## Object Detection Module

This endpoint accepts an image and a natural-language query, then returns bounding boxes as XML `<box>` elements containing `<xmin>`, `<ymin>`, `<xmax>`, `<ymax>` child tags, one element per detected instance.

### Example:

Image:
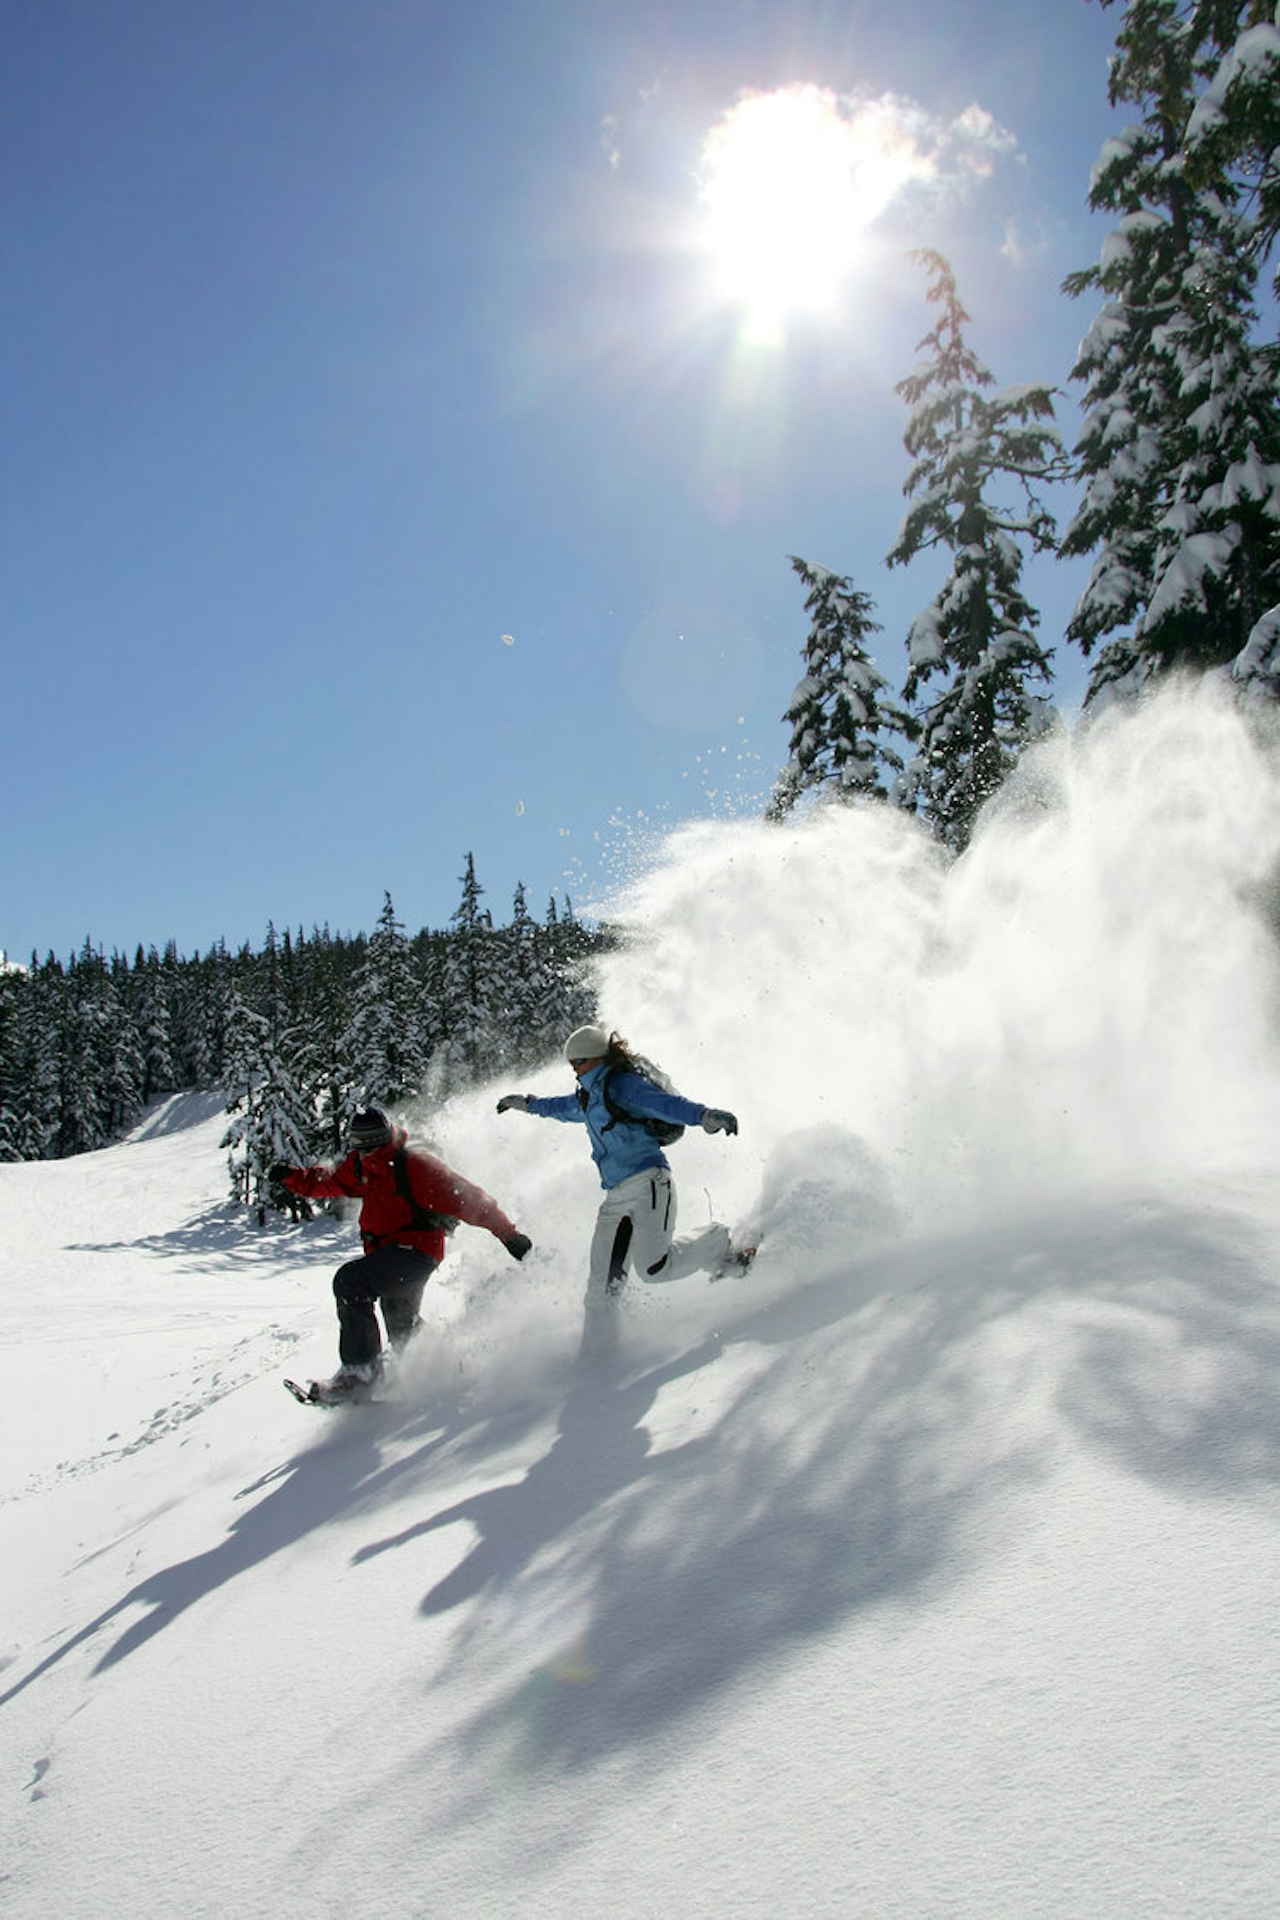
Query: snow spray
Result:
<box><xmin>587</xmin><ymin>677</ymin><xmax>1280</xmax><ymax>1240</ymax></box>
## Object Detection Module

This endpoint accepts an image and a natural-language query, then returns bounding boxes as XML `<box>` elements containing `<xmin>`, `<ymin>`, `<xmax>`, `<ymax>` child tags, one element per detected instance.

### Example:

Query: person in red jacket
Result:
<box><xmin>271</xmin><ymin>1106</ymin><xmax>531</xmax><ymax>1403</ymax></box>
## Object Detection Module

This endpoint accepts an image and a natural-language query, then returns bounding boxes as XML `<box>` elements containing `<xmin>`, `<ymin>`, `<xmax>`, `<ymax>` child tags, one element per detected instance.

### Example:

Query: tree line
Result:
<box><xmin>769</xmin><ymin>0</ymin><xmax>1280</xmax><ymax>850</ymax></box>
<box><xmin>7</xmin><ymin>4</ymin><xmax>1276</xmax><ymax>1169</ymax></box>
<box><xmin>0</xmin><ymin>863</ymin><xmax>600</xmax><ymax>1203</ymax></box>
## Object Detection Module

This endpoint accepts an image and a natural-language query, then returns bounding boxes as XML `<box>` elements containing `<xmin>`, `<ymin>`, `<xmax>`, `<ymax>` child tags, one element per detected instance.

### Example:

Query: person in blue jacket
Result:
<box><xmin>497</xmin><ymin>1024</ymin><xmax>747</xmax><ymax>1359</ymax></box>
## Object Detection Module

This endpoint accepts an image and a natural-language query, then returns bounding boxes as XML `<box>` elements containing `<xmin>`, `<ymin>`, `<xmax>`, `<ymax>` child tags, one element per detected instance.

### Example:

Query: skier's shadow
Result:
<box><xmin>353</xmin><ymin>1337</ymin><xmax>723</xmax><ymax>1614</ymax></box>
<box><xmin>0</xmin><ymin>1417</ymin><xmax>438</xmax><ymax>1707</ymax></box>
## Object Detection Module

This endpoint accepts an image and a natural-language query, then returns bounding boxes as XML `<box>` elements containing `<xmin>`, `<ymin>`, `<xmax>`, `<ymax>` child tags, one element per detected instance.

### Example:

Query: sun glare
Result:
<box><xmin>696</xmin><ymin>84</ymin><xmax>934</xmax><ymax>345</ymax></box>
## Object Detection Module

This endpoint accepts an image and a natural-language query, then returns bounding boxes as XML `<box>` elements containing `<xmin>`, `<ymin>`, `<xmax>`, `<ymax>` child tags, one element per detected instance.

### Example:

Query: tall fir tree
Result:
<box><xmin>441</xmin><ymin>854</ymin><xmax>499</xmax><ymax>1086</ymax></box>
<box><xmin>887</xmin><ymin>251</ymin><xmax>1061</xmax><ymax>851</ymax></box>
<box><xmin>766</xmin><ymin>559</ymin><xmax>907</xmax><ymax>821</ymax></box>
<box><xmin>132</xmin><ymin>945</ymin><xmax>177</xmax><ymax>1106</ymax></box>
<box><xmin>220</xmin><ymin>983</ymin><xmax>273</xmax><ymax>1207</ymax></box>
<box><xmin>1064</xmin><ymin>0</ymin><xmax>1280</xmax><ymax>698</ymax></box>
<box><xmin>1186</xmin><ymin>1</ymin><xmax>1280</xmax><ymax>690</ymax></box>
<box><xmin>495</xmin><ymin>882</ymin><xmax>550</xmax><ymax>1072</ymax></box>
<box><xmin>341</xmin><ymin>893</ymin><xmax>427</xmax><ymax>1110</ymax></box>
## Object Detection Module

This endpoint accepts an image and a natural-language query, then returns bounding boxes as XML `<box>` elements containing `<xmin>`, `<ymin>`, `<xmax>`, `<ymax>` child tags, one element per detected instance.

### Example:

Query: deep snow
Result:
<box><xmin>3</xmin><ymin>681</ymin><xmax>1280</xmax><ymax>1918</ymax></box>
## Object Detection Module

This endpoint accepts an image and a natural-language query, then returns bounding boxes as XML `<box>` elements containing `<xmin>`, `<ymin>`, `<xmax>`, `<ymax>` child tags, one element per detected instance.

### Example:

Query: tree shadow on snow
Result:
<box><xmin>0</xmin><ymin>1385</ymin><xmax>539</xmax><ymax>1707</ymax></box>
<box><xmin>1047</xmin><ymin>1200</ymin><xmax>1280</xmax><ymax>1494</ymax></box>
<box><xmin>370</xmin><ymin>1183</ymin><xmax>1280</xmax><ymax>1847</ymax></box>
<box><xmin>68</xmin><ymin>1206</ymin><xmax>348</xmax><ymax>1272</ymax></box>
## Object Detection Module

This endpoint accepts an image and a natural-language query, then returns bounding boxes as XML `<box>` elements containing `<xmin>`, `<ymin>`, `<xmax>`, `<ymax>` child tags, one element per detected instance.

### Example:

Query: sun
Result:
<box><xmin>695</xmin><ymin>83</ymin><xmax>932</xmax><ymax>345</ymax></box>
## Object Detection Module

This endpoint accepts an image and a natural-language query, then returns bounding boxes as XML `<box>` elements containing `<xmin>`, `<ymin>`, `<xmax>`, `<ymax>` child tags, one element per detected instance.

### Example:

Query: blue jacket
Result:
<box><xmin>527</xmin><ymin>1065</ymin><xmax>708</xmax><ymax>1190</ymax></box>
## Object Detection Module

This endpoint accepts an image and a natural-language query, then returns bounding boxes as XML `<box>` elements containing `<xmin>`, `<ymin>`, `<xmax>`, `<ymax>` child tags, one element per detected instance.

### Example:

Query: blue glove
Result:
<box><xmin>701</xmin><ymin>1109</ymin><xmax>738</xmax><ymax>1136</ymax></box>
<box><xmin>497</xmin><ymin>1095</ymin><xmax>531</xmax><ymax>1114</ymax></box>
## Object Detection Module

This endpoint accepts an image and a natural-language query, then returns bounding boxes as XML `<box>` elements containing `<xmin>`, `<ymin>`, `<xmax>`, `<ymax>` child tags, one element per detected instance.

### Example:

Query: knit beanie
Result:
<box><xmin>564</xmin><ymin>1025</ymin><xmax>609</xmax><ymax>1064</ymax></box>
<box><xmin>349</xmin><ymin>1106</ymin><xmax>393</xmax><ymax>1152</ymax></box>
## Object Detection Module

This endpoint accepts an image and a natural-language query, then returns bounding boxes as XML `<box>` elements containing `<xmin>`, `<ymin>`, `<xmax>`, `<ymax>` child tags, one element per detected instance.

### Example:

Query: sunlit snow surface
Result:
<box><xmin>3</xmin><ymin>680</ymin><xmax>1280</xmax><ymax>1918</ymax></box>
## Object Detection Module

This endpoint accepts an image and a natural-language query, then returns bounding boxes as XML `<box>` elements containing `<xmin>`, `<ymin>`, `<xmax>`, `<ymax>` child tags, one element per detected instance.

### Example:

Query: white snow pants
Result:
<box><xmin>579</xmin><ymin>1166</ymin><xmax>730</xmax><ymax>1359</ymax></box>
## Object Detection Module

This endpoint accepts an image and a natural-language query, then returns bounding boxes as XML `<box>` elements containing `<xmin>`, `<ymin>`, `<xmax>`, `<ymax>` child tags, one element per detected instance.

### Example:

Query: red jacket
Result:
<box><xmin>284</xmin><ymin>1128</ymin><xmax>518</xmax><ymax>1263</ymax></box>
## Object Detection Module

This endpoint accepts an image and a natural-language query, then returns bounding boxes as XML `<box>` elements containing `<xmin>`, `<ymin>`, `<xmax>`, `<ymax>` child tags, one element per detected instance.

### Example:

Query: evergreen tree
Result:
<box><xmin>493</xmin><ymin>882</ymin><xmax>549</xmax><ymax>1072</ymax></box>
<box><xmin>55</xmin><ymin>941</ymin><xmax>143</xmax><ymax>1155</ymax></box>
<box><xmin>341</xmin><ymin>893</ymin><xmax>427</xmax><ymax>1109</ymax></box>
<box><xmin>295</xmin><ymin>925</ymin><xmax>358</xmax><ymax>1156</ymax></box>
<box><xmin>1186</xmin><ymin>2</ymin><xmax>1280</xmax><ymax>690</ymax></box>
<box><xmin>767</xmin><ymin>558</ymin><xmax>906</xmax><ymax>820</ymax></box>
<box><xmin>2</xmin><ymin>882</ymin><xmax>609</xmax><ymax>1160</ymax></box>
<box><xmin>240</xmin><ymin>1027</ymin><xmax>316</xmax><ymax>1223</ymax></box>
<box><xmin>1186</xmin><ymin>1</ymin><xmax>1280</xmax><ymax>289</ymax></box>
<box><xmin>0</xmin><ymin>965</ymin><xmax>35</xmax><ymax>1161</ymax></box>
<box><xmin>23</xmin><ymin>958</ymin><xmax>65</xmax><ymax>1160</ymax></box>
<box><xmin>441</xmin><ymin>855</ymin><xmax>499</xmax><ymax>1086</ymax></box>
<box><xmin>220</xmin><ymin>983</ymin><xmax>273</xmax><ymax>1208</ymax></box>
<box><xmin>132</xmin><ymin>945</ymin><xmax>177</xmax><ymax>1106</ymax></box>
<box><xmin>888</xmin><ymin>251</ymin><xmax>1061</xmax><ymax>850</ymax></box>
<box><xmin>1064</xmin><ymin>0</ymin><xmax>1280</xmax><ymax>698</ymax></box>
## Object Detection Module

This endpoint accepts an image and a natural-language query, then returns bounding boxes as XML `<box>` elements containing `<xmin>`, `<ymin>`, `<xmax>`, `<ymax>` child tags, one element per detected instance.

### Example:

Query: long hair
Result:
<box><xmin>604</xmin><ymin>1030</ymin><xmax>639</xmax><ymax>1072</ymax></box>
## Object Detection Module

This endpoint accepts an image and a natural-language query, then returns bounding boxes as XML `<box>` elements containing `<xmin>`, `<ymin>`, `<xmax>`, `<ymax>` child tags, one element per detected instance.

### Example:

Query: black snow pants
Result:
<box><xmin>333</xmin><ymin>1244</ymin><xmax>439</xmax><ymax>1367</ymax></box>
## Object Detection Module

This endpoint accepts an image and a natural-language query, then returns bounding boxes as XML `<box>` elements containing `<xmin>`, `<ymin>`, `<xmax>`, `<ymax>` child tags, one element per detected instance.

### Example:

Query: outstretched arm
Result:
<box><xmin>606</xmin><ymin>1071</ymin><xmax>739</xmax><ymax>1135</ymax></box>
<box><xmin>271</xmin><ymin>1154</ymin><xmax>362</xmax><ymax>1199</ymax></box>
<box><xmin>496</xmin><ymin>1092</ymin><xmax>585</xmax><ymax>1123</ymax></box>
<box><xmin>409</xmin><ymin>1152</ymin><xmax>531</xmax><ymax>1260</ymax></box>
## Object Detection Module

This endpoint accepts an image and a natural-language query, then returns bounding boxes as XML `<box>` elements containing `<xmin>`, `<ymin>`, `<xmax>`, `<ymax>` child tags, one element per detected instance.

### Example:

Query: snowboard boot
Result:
<box><xmin>710</xmin><ymin>1243</ymin><xmax>758</xmax><ymax>1282</ymax></box>
<box><xmin>312</xmin><ymin>1361</ymin><xmax>381</xmax><ymax>1406</ymax></box>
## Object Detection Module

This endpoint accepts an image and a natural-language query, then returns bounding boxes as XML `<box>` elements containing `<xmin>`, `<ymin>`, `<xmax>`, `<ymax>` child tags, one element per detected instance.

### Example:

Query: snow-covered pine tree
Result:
<box><xmin>530</xmin><ymin>897</ymin><xmax>573</xmax><ymax>1063</ymax></box>
<box><xmin>169</xmin><ymin>940</ymin><xmax>221</xmax><ymax>1089</ymax></box>
<box><xmin>103</xmin><ymin>951</ymin><xmax>146</xmax><ymax>1140</ymax></box>
<box><xmin>0</xmin><ymin>963</ymin><xmax>40</xmax><ymax>1162</ymax></box>
<box><xmin>240</xmin><ymin>1029</ymin><xmax>316</xmax><ymax>1223</ymax></box>
<box><xmin>293</xmin><ymin>925</ymin><xmax>358</xmax><ymax>1156</ymax></box>
<box><xmin>766</xmin><ymin>559</ymin><xmax>907</xmax><ymax>821</ymax></box>
<box><xmin>493</xmin><ymin>882</ymin><xmax>550</xmax><ymax>1072</ymax></box>
<box><xmin>1064</xmin><ymin>0</ymin><xmax>1280</xmax><ymax>699</ymax></box>
<box><xmin>55</xmin><ymin>941</ymin><xmax>143</xmax><ymax>1155</ymax></box>
<box><xmin>341</xmin><ymin>892</ymin><xmax>428</xmax><ymax>1110</ymax></box>
<box><xmin>1185</xmin><ymin>2</ymin><xmax>1280</xmax><ymax>692</ymax></box>
<box><xmin>887</xmin><ymin>250</ymin><xmax>1061</xmax><ymax>851</ymax></box>
<box><xmin>440</xmin><ymin>855</ymin><xmax>500</xmax><ymax>1087</ymax></box>
<box><xmin>131</xmin><ymin>945</ymin><xmax>177</xmax><ymax>1107</ymax></box>
<box><xmin>1185</xmin><ymin>0</ymin><xmax>1280</xmax><ymax>289</ymax></box>
<box><xmin>21</xmin><ymin>957</ymin><xmax>63</xmax><ymax>1160</ymax></box>
<box><xmin>220</xmin><ymin>983</ymin><xmax>272</xmax><ymax>1207</ymax></box>
<box><xmin>546</xmin><ymin>896</ymin><xmax>596</xmax><ymax>1042</ymax></box>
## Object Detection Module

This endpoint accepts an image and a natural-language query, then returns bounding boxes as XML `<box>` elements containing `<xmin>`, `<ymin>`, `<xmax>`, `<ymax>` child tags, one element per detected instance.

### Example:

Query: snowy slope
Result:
<box><xmin>4</xmin><ymin>681</ymin><xmax>1280</xmax><ymax>1919</ymax></box>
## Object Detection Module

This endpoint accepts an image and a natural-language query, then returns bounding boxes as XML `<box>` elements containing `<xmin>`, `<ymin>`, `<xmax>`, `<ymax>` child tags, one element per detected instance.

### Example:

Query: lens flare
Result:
<box><xmin>696</xmin><ymin>84</ymin><xmax>935</xmax><ymax>344</ymax></box>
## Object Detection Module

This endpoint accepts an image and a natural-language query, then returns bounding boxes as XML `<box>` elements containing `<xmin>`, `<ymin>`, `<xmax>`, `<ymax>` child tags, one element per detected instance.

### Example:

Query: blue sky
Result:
<box><xmin>3</xmin><ymin>0</ymin><xmax>1124</xmax><ymax>963</ymax></box>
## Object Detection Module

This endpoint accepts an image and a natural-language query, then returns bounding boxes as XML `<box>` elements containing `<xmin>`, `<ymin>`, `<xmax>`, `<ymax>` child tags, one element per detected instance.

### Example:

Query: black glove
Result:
<box><xmin>268</xmin><ymin>1162</ymin><xmax>293</xmax><ymax>1187</ymax></box>
<box><xmin>701</xmin><ymin>1109</ymin><xmax>739</xmax><ymax>1136</ymax></box>
<box><xmin>496</xmin><ymin>1094</ymin><xmax>531</xmax><ymax>1114</ymax></box>
<box><xmin>504</xmin><ymin>1231</ymin><xmax>533</xmax><ymax>1261</ymax></box>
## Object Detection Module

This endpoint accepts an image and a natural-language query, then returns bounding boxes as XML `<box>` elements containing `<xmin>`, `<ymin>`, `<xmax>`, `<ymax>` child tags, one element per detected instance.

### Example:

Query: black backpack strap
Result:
<box><xmin>578</xmin><ymin>1072</ymin><xmax>628</xmax><ymax>1130</ymax></box>
<box><xmin>392</xmin><ymin>1147</ymin><xmax>457</xmax><ymax>1235</ymax></box>
<box><xmin>598</xmin><ymin>1067</ymin><xmax>626</xmax><ymax>1132</ymax></box>
<box><xmin>582</xmin><ymin>1067</ymin><xmax>679</xmax><ymax>1144</ymax></box>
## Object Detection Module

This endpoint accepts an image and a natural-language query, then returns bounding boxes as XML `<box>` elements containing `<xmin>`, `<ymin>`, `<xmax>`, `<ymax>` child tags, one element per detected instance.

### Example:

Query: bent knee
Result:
<box><xmin>333</xmin><ymin>1259</ymin><xmax>369</xmax><ymax>1299</ymax></box>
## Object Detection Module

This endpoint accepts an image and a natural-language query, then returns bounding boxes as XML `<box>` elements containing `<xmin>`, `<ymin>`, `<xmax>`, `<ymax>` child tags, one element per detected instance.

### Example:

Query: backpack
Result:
<box><xmin>578</xmin><ymin>1058</ymin><xmax>686</xmax><ymax>1147</ymax></box>
<box><xmin>391</xmin><ymin>1146</ymin><xmax>458</xmax><ymax>1236</ymax></box>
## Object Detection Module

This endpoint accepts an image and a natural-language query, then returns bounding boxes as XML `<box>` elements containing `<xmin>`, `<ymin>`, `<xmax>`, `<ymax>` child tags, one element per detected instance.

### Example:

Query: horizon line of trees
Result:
<box><xmin>769</xmin><ymin>0</ymin><xmax>1280</xmax><ymax>851</ymax></box>
<box><xmin>0</xmin><ymin>861</ymin><xmax>603</xmax><ymax>1200</ymax></box>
